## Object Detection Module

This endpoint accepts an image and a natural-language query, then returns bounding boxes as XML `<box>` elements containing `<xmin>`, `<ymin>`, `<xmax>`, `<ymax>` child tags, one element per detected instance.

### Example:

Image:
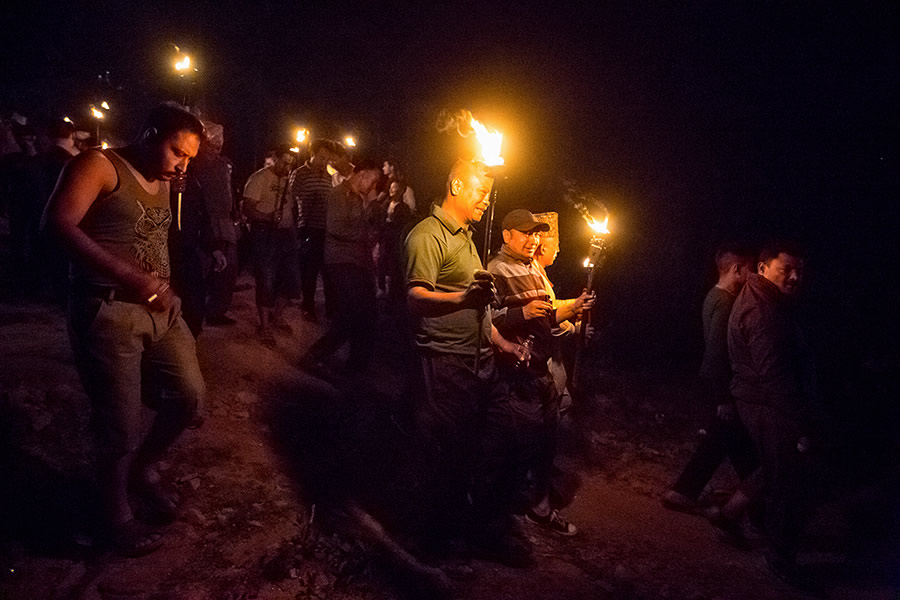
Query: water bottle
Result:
<box><xmin>515</xmin><ymin>334</ymin><xmax>536</xmax><ymax>369</ymax></box>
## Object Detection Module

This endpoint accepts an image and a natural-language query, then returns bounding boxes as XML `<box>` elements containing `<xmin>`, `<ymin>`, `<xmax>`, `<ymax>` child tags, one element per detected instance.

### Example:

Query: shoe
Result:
<box><xmin>271</xmin><ymin>317</ymin><xmax>293</xmax><ymax>335</ymax></box>
<box><xmin>706</xmin><ymin>506</ymin><xmax>751</xmax><ymax>551</ymax></box>
<box><xmin>257</xmin><ymin>327</ymin><xmax>277</xmax><ymax>348</ymax></box>
<box><xmin>206</xmin><ymin>314</ymin><xmax>237</xmax><ymax>326</ymax></box>
<box><xmin>526</xmin><ymin>508</ymin><xmax>578</xmax><ymax>536</ymax></box>
<box><xmin>661</xmin><ymin>490</ymin><xmax>698</xmax><ymax>514</ymax></box>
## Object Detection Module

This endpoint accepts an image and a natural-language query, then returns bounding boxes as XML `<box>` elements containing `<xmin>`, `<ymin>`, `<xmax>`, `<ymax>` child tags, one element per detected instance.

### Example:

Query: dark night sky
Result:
<box><xmin>3</xmin><ymin>1</ymin><xmax>899</xmax><ymax>365</ymax></box>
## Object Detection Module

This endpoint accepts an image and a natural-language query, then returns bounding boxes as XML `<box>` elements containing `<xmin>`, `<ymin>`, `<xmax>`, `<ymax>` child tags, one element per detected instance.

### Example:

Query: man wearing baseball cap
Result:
<box><xmin>488</xmin><ymin>209</ymin><xmax>592</xmax><ymax>537</ymax></box>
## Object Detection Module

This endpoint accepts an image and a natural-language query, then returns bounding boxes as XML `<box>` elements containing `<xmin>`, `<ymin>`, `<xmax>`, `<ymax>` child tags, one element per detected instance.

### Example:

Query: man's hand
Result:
<box><xmin>138</xmin><ymin>274</ymin><xmax>178</xmax><ymax>313</ymax></box>
<box><xmin>492</xmin><ymin>331</ymin><xmax>531</xmax><ymax>365</ymax></box>
<box><xmin>558</xmin><ymin>289</ymin><xmax>596</xmax><ymax>323</ymax></box>
<box><xmin>716</xmin><ymin>404</ymin><xmax>736</xmax><ymax>422</ymax></box>
<box><xmin>212</xmin><ymin>249</ymin><xmax>227</xmax><ymax>273</ymax></box>
<box><xmin>461</xmin><ymin>278</ymin><xmax>495</xmax><ymax>309</ymax></box>
<box><xmin>523</xmin><ymin>299</ymin><xmax>553</xmax><ymax>320</ymax></box>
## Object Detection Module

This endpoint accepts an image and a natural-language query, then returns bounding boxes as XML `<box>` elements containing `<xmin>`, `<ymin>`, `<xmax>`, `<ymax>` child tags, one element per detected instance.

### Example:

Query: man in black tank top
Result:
<box><xmin>43</xmin><ymin>103</ymin><xmax>206</xmax><ymax>557</ymax></box>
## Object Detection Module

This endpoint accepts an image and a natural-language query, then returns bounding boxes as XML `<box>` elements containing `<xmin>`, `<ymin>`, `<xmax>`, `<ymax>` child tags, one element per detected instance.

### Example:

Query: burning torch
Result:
<box><xmin>469</xmin><ymin>114</ymin><xmax>505</xmax><ymax>374</ymax></box>
<box><xmin>563</xmin><ymin>187</ymin><xmax>611</xmax><ymax>395</ymax></box>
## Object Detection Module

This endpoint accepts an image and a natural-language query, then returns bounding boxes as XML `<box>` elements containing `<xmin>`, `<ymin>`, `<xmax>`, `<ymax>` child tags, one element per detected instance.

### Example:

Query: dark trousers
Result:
<box><xmin>502</xmin><ymin>367</ymin><xmax>560</xmax><ymax>504</ymax></box>
<box><xmin>671</xmin><ymin>412</ymin><xmax>760</xmax><ymax>500</ymax></box>
<box><xmin>737</xmin><ymin>401</ymin><xmax>813</xmax><ymax>563</ymax></box>
<box><xmin>298</xmin><ymin>227</ymin><xmax>328</xmax><ymax>313</ymax></box>
<box><xmin>206</xmin><ymin>242</ymin><xmax>238</xmax><ymax>318</ymax></box>
<box><xmin>251</xmin><ymin>227</ymin><xmax>299</xmax><ymax>308</ymax></box>
<box><xmin>417</xmin><ymin>352</ymin><xmax>524</xmax><ymax>542</ymax></box>
<box><xmin>308</xmin><ymin>263</ymin><xmax>376</xmax><ymax>370</ymax></box>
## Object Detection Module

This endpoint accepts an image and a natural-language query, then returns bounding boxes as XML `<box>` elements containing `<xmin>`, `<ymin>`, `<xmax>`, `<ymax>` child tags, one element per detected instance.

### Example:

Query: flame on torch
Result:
<box><xmin>436</xmin><ymin>109</ymin><xmax>505</xmax><ymax>167</ymax></box>
<box><xmin>100</xmin><ymin>101</ymin><xmax>110</xmax><ymax>110</ymax></box>
<box><xmin>174</xmin><ymin>50</ymin><xmax>191</xmax><ymax>72</ymax></box>
<box><xmin>295</xmin><ymin>128</ymin><xmax>309</xmax><ymax>144</ymax></box>
<box><xmin>470</xmin><ymin>116</ymin><xmax>504</xmax><ymax>167</ymax></box>
<box><xmin>90</xmin><ymin>106</ymin><xmax>104</xmax><ymax>120</ymax></box>
<box><xmin>63</xmin><ymin>116</ymin><xmax>73</xmax><ymax>124</ymax></box>
<box><xmin>587</xmin><ymin>214</ymin><xmax>610</xmax><ymax>235</ymax></box>
<box><xmin>344</xmin><ymin>136</ymin><xmax>357</xmax><ymax>147</ymax></box>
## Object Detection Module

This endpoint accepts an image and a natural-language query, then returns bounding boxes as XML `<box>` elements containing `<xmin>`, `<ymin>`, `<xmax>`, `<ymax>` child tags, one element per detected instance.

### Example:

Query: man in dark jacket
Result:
<box><xmin>728</xmin><ymin>242</ymin><xmax>818</xmax><ymax>583</ymax></box>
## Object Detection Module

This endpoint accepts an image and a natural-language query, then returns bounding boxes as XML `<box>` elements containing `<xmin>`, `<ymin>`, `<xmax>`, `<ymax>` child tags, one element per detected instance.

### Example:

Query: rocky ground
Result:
<box><xmin>1</xmin><ymin>275</ymin><xmax>897</xmax><ymax>600</ymax></box>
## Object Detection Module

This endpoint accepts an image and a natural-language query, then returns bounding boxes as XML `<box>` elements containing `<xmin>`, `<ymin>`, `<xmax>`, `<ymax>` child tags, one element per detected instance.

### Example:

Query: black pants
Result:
<box><xmin>671</xmin><ymin>411</ymin><xmax>760</xmax><ymax>500</ymax></box>
<box><xmin>298</xmin><ymin>227</ymin><xmax>333</xmax><ymax>314</ymax></box>
<box><xmin>308</xmin><ymin>263</ymin><xmax>376</xmax><ymax>370</ymax></box>
<box><xmin>417</xmin><ymin>352</ymin><xmax>525</xmax><ymax>543</ymax></box>
<box><xmin>737</xmin><ymin>401</ymin><xmax>814</xmax><ymax>563</ymax></box>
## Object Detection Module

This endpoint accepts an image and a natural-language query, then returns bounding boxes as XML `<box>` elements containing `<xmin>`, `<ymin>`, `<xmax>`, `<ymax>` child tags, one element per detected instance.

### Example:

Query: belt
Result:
<box><xmin>73</xmin><ymin>284</ymin><xmax>147</xmax><ymax>304</ymax></box>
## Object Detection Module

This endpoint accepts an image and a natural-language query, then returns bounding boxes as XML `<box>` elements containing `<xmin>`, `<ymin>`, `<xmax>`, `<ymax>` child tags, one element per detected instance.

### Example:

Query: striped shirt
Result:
<box><xmin>488</xmin><ymin>244</ymin><xmax>557</xmax><ymax>368</ymax></box>
<box><xmin>289</xmin><ymin>162</ymin><xmax>333</xmax><ymax>230</ymax></box>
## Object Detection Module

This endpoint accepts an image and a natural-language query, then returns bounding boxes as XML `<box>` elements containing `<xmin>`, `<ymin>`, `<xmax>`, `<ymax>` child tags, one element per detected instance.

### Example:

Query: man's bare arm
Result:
<box><xmin>43</xmin><ymin>151</ymin><xmax>171</xmax><ymax>304</ymax></box>
<box><xmin>407</xmin><ymin>280</ymin><xmax>493</xmax><ymax>318</ymax></box>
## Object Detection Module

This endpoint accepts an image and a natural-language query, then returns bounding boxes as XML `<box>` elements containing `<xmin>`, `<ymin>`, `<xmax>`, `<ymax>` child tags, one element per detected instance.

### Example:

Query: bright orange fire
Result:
<box><xmin>175</xmin><ymin>55</ymin><xmax>191</xmax><ymax>72</ymax></box>
<box><xmin>587</xmin><ymin>214</ymin><xmax>610</xmax><ymax>235</ymax></box>
<box><xmin>470</xmin><ymin>116</ymin><xmax>504</xmax><ymax>167</ymax></box>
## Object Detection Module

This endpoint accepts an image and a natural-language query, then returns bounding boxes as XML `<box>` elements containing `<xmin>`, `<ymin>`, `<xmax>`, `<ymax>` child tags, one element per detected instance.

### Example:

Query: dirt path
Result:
<box><xmin>1</xmin><ymin>277</ymin><xmax>896</xmax><ymax>599</ymax></box>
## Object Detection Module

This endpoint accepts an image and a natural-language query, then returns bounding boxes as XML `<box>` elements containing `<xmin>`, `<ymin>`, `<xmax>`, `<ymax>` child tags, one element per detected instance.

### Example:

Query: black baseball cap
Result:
<box><xmin>501</xmin><ymin>209</ymin><xmax>551</xmax><ymax>233</ymax></box>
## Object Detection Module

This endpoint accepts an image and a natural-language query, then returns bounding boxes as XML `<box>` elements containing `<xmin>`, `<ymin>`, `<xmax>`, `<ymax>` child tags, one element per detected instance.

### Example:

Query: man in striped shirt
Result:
<box><xmin>289</xmin><ymin>138</ymin><xmax>336</xmax><ymax>320</ymax></box>
<box><xmin>488</xmin><ymin>209</ymin><xmax>592</xmax><ymax>537</ymax></box>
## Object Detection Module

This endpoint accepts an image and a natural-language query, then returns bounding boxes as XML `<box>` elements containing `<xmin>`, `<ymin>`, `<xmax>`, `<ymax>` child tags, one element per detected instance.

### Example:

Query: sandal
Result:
<box><xmin>112</xmin><ymin>519</ymin><xmax>164</xmax><ymax>557</ymax></box>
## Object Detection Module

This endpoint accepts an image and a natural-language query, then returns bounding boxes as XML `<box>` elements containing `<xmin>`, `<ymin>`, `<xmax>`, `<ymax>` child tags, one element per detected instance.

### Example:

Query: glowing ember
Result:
<box><xmin>344</xmin><ymin>136</ymin><xmax>357</xmax><ymax>147</ymax></box>
<box><xmin>91</xmin><ymin>106</ymin><xmax>104</xmax><ymax>120</ymax></box>
<box><xmin>63</xmin><ymin>116</ymin><xmax>73</xmax><ymax>123</ymax></box>
<box><xmin>295</xmin><ymin>128</ymin><xmax>309</xmax><ymax>143</ymax></box>
<box><xmin>100</xmin><ymin>141</ymin><xmax>109</xmax><ymax>149</ymax></box>
<box><xmin>470</xmin><ymin>116</ymin><xmax>504</xmax><ymax>166</ymax></box>
<box><xmin>100</xmin><ymin>101</ymin><xmax>110</xmax><ymax>110</ymax></box>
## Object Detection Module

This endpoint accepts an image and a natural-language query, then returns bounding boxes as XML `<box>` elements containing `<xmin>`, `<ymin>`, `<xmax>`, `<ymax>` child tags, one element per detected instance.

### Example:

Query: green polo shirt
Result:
<box><xmin>404</xmin><ymin>204</ymin><xmax>492</xmax><ymax>355</ymax></box>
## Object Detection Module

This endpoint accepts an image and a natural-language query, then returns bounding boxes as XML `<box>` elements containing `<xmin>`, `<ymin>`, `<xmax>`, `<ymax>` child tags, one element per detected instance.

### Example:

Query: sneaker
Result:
<box><xmin>526</xmin><ymin>508</ymin><xmax>578</xmax><ymax>536</ymax></box>
<box><xmin>661</xmin><ymin>490</ymin><xmax>698</xmax><ymax>514</ymax></box>
<box><xmin>257</xmin><ymin>327</ymin><xmax>277</xmax><ymax>348</ymax></box>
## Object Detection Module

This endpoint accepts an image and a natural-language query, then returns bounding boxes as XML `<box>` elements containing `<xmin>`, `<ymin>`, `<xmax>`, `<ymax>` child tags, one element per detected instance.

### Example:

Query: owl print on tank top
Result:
<box><xmin>131</xmin><ymin>198</ymin><xmax>172</xmax><ymax>279</ymax></box>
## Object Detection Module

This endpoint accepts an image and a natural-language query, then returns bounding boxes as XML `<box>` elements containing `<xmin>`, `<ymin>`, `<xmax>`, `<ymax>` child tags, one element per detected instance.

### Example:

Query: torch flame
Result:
<box><xmin>470</xmin><ymin>116</ymin><xmax>504</xmax><ymax>166</ymax></box>
<box><xmin>295</xmin><ymin>128</ymin><xmax>308</xmax><ymax>143</ymax></box>
<box><xmin>583</xmin><ymin>258</ymin><xmax>591</xmax><ymax>268</ymax></box>
<box><xmin>175</xmin><ymin>55</ymin><xmax>191</xmax><ymax>72</ymax></box>
<box><xmin>100</xmin><ymin>101</ymin><xmax>110</xmax><ymax>110</ymax></box>
<box><xmin>587</xmin><ymin>214</ymin><xmax>610</xmax><ymax>235</ymax></box>
<box><xmin>91</xmin><ymin>106</ymin><xmax>104</xmax><ymax>120</ymax></box>
<box><xmin>100</xmin><ymin>141</ymin><xmax>109</xmax><ymax>149</ymax></box>
<box><xmin>344</xmin><ymin>136</ymin><xmax>357</xmax><ymax>147</ymax></box>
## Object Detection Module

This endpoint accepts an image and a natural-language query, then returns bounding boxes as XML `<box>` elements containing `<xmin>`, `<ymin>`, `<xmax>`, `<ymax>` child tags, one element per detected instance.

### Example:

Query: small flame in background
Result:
<box><xmin>100</xmin><ymin>101</ymin><xmax>110</xmax><ymax>110</ymax></box>
<box><xmin>90</xmin><ymin>106</ymin><xmax>104</xmax><ymax>120</ymax></box>
<box><xmin>436</xmin><ymin>109</ymin><xmax>504</xmax><ymax>166</ymax></box>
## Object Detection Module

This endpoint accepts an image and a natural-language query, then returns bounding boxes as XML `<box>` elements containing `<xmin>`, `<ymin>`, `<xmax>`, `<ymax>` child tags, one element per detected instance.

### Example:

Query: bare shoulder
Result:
<box><xmin>63</xmin><ymin>149</ymin><xmax>118</xmax><ymax>191</ymax></box>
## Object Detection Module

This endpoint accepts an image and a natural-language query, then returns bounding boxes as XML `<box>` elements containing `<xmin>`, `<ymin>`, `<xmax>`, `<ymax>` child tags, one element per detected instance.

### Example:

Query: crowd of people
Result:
<box><xmin>1</xmin><ymin>103</ymin><xmax>825</xmax><ymax>591</ymax></box>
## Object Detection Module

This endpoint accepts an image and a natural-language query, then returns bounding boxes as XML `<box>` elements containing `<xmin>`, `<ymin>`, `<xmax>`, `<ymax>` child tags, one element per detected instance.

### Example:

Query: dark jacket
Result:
<box><xmin>727</xmin><ymin>273</ymin><xmax>815</xmax><ymax>420</ymax></box>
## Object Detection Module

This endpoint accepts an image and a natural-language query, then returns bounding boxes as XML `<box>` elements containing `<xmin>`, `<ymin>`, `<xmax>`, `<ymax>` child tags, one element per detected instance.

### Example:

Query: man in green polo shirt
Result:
<box><xmin>404</xmin><ymin>159</ymin><xmax>532</xmax><ymax>567</ymax></box>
